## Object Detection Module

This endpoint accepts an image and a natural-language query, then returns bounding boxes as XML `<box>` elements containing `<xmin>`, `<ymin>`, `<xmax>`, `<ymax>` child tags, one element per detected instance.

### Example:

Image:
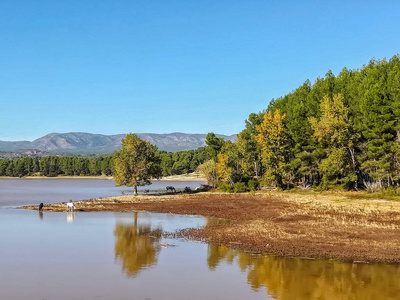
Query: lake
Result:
<box><xmin>0</xmin><ymin>179</ymin><xmax>399</xmax><ymax>299</ymax></box>
<box><xmin>0</xmin><ymin>178</ymin><xmax>205</xmax><ymax>207</ymax></box>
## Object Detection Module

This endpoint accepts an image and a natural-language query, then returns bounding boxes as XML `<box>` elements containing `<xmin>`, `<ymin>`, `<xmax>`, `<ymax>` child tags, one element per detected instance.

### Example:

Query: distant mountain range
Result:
<box><xmin>0</xmin><ymin>132</ymin><xmax>237</xmax><ymax>155</ymax></box>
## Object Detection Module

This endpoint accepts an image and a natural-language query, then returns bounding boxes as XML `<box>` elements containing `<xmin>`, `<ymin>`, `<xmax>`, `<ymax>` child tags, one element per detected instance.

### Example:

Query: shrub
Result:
<box><xmin>218</xmin><ymin>183</ymin><xmax>233</xmax><ymax>192</ymax></box>
<box><xmin>382</xmin><ymin>186</ymin><xmax>400</xmax><ymax>196</ymax></box>
<box><xmin>233</xmin><ymin>182</ymin><xmax>247</xmax><ymax>193</ymax></box>
<box><xmin>247</xmin><ymin>179</ymin><xmax>259</xmax><ymax>191</ymax></box>
<box><xmin>259</xmin><ymin>170</ymin><xmax>276</xmax><ymax>186</ymax></box>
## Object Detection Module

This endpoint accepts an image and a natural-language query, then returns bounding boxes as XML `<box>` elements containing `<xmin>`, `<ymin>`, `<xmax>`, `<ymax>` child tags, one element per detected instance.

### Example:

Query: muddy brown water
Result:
<box><xmin>0</xmin><ymin>179</ymin><xmax>399</xmax><ymax>299</ymax></box>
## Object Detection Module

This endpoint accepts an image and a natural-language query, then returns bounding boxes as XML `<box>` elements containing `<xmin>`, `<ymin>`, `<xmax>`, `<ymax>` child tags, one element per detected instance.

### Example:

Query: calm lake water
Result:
<box><xmin>0</xmin><ymin>178</ymin><xmax>205</xmax><ymax>207</ymax></box>
<box><xmin>0</xmin><ymin>179</ymin><xmax>399</xmax><ymax>299</ymax></box>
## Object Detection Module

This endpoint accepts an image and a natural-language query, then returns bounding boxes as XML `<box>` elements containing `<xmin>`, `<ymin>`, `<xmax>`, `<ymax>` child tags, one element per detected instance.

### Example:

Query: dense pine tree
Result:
<box><xmin>198</xmin><ymin>54</ymin><xmax>400</xmax><ymax>190</ymax></box>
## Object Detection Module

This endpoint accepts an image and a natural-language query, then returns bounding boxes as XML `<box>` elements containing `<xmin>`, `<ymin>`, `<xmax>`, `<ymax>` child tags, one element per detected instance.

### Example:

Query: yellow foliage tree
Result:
<box><xmin>255</xmin><ymin>109</ymin><xmax>287</xmax><ymax>186</ymax></box>
<box><xmin>216</xmin><ymin>152</ymin><xmax>233</xmax><ymax>185</ymax></box>
<box><xmin>309</xmin><ymin>94</ymin><xmax>350</xmax><ymax>147</ymax></box>
<box><xmin>309</xmin><ymin>94</ymin><xmax>359</xmax><ymax>188</ymax></box>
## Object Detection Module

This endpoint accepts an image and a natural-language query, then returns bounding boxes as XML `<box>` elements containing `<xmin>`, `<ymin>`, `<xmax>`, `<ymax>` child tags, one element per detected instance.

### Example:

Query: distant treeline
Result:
<box><xmin>0</xmin><ymin>148</ymin><xmax>206</xmax><ymax>178</ymax></box>
<box><xmin>0</xmin><ymin>156</ymin><xmax>114</xmax><ymax>177</ymax></box>
<box><xmin>198</xmin><ymin>55</ymin><xmax>400</xmax><ymax>191</ymax></box>
<box><xmin>158</xmin><ymin>147</ymin><xmax>206</xmax><ymax>176</ymax></box>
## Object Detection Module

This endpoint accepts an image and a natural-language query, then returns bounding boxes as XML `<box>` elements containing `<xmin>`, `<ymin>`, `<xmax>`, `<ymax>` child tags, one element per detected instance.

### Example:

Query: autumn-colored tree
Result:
<box><xmin>216</xmin><ymin>152</ymin><xmax>233</xmax><ymax>185</ymax></box>
<box><xmin>197</xmin><ymin>159</ymin><xmax>218</xmax><ymax>187</ymax></box>
<box><xmin>255</xmin><ymin>109</ymin><xmax>288</xmax><ymax>186</ymax></box>
<box><xmin>113</xmin><ymin>134</ymin><xmax>161</xmax><ymax>195</ymax></box>
<box><xmin>309</xmin><ymin>94</ymin><xmax>359</xmax><ymax>188</ymax></box>
<box><xmin>309</xmin><ymin>94</ymin><xmax>351</xmax><ymax>147</ymax></box>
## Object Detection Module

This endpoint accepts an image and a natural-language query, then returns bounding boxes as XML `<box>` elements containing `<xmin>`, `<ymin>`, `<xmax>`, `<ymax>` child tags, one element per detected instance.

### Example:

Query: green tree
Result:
<box><xmin>0</xmin><ymin>159</ymin><xmax>10</xmax><ymax>176</ymax></box>
<box><xmin>240</xmin><ymin>113</ymin><xmax>264</xmax><ymax>178</ymax></box>
<box><xmin>101</xmin><ymin>156</ymin><xmax>114</xmax><ymax>176</ymax></box>
<box><xmin>358</xmin><ymin>59</ymin><xmax>400</xmax><ymax>186</ymax></box>
<box><xmin>88</xmin><ymin>157</ymin><xmax>102</xmax><ymax>175</ymax></box>
<box><xmin>14</xmin><ymin>159</ymin><xmax>26</xmax><ymax>177</ymax></box>
<box><xmin>113</xmin><ymin>134</ymin><xmax>162</xmax><ymax>195</ymax></box>
<box><xmin>59</xmin><ymin>157</ymin><xmax>74</xmax><ymax>175</ymax></box>
<box><xmin>205</xmin><ymin>132</ymin><xmax>225</xmax><ymax>161</ymax></box>
<box><xmin>6</xmin><ymin>161</ymin><xmax>15</xmax><ymax>177</ymax></box>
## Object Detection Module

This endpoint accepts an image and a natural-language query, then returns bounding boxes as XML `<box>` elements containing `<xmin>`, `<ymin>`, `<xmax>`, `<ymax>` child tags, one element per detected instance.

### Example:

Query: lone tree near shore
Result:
<box><xmin>113</xmin><ymin>134</ymin><xmax>161</xmax><ymax>196</ymax></box>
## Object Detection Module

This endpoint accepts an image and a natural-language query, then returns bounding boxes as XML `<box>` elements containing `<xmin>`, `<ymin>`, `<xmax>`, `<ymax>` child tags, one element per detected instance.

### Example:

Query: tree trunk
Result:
<box><xmin>348</xmin><ymin>147</ymin><xmax>358</xmax><ymax>190</ymax></box>
<box><xmin>254</xmin><ymin>161</ymin><xmax>258</xmax><ymax>178</ymax></box>
<box><xmin>134</xmin><ymin>185</ymin><xmax>138</xmax><ymax>196</ymax></box>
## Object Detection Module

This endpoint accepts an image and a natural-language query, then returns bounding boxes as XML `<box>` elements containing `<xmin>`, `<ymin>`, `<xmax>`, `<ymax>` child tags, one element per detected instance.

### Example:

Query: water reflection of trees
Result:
<box><xmin>207</xmin><ymin>244</ymin><xmax>400</xmax><ymax>300</ymax></box>
<box><xmin>114</xmin><ymin>212</ymin><xmax>161</xmax><ymax>277</ymax></box>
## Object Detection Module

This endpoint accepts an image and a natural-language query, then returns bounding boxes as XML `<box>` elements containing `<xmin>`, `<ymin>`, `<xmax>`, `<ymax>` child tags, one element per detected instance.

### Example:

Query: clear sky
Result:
<box><xmin>1</xmin><ymin>0</ymin><xmax>399</xmax><ymax>141</ymax></box>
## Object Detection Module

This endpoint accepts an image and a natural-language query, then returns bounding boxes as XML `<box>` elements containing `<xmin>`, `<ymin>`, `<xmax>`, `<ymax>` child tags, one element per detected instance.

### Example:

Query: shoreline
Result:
<box><xmin>0</xmin><ymin>173</ymin><xmax>206</xmax><ymax>181</ymax></box>
<box><xmin>0</xmin><ymin>175</ymin><xmax>113</xmax><ymax>180</ymax></box>
<box><xmin>22</xmin><ymin>190</ymin><xmax>400</xmax><ymax>264</ymax></box>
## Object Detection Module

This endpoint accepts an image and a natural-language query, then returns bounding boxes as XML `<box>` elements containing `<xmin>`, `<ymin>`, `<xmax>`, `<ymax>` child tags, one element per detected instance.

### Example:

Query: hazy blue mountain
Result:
<box><xmin>0</xmin><ymin>132</ymin><xmax>237</xmax><ymax>154</ymax></box>
<box><xmin>0</xmin><ymin>140</ymin><xmax>31</xmax><ymax>152</ymax></box>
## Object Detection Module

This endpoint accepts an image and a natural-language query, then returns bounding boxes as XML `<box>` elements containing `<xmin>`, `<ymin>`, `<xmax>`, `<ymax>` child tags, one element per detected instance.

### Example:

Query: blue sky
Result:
<box><xmin>1</xmin><ymin>0</ymin><xmax>399</xmax><ymax>141</ymax></box>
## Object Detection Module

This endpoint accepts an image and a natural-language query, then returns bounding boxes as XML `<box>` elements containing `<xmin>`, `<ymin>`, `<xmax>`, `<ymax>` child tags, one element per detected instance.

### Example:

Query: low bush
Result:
<box><xmin>233</xmin><ymin>182</ymin><xmax>247</xmax><ymax>193</ymax></box>
<box><xmin>218</xmin><ymin>183</ymin><xmax>233</xmax><ymax>192</ymax></box>
<box><xmin>382</xmin><ymin>186</ymin><xmax>400</xmax><ymax>196</ymax></box>
<box><xmin>247</xmin><ymin>179</ymin><xmax>259</xmax><ymax>191</ymax></box>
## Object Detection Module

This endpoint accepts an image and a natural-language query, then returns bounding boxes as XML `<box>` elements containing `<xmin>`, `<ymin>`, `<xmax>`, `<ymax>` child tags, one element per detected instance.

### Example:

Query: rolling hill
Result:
<box><xmin>0</xmin><ymin>132</ymin><xmax>237</xmax><ymax>154</ymax></box>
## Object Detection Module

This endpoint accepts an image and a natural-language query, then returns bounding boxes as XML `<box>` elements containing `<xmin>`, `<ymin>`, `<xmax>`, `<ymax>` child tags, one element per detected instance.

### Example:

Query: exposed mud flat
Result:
<box><xmin>23</xmin><ymin>191</ymin><xmax>400</xmax><ymax>263</ymax></box>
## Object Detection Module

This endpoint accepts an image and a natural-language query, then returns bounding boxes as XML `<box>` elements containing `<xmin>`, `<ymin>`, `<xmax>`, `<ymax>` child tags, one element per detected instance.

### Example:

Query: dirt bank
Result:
<box><xmin>22</xmin><ymin>191</ymin><xmax>400</xmax><ymax>264</ymax></box>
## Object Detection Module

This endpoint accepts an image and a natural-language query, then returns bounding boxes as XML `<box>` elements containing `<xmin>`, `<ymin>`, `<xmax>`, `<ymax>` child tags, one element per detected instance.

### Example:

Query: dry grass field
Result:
<box><xmin>23</xmin><ymin>190</ymin><xmax>400</xmax><ymax>263</ymax></box>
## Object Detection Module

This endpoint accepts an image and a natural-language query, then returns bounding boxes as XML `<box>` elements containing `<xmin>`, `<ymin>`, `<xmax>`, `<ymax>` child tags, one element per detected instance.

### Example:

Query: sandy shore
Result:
<box><xmin>22</xmin><ymin>190</ymin><xmax>400</xmax><ymax>264</ymax></box>
<box><xmin>160</xmin><ymin>172</ymin><xmax>205</xmax><ymax>181</ymax></box>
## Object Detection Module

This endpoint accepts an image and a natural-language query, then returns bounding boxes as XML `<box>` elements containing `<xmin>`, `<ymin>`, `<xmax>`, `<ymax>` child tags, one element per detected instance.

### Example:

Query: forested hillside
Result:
<box><xmin>199</xmin><ymin>55</ymin><xmax>400</xmax><ymax>191</ymax></box>
<box><xmin>0</xmin><ymin>148</ymin><xmax>206</xmax><ymax>178</ymax></box>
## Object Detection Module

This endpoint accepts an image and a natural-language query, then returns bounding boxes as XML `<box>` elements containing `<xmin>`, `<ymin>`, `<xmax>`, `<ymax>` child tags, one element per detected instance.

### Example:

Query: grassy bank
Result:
<box><xmin>23</xmin><ymin>190</ymin><xmax>400</xmax><ymax>264</ymax></box>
